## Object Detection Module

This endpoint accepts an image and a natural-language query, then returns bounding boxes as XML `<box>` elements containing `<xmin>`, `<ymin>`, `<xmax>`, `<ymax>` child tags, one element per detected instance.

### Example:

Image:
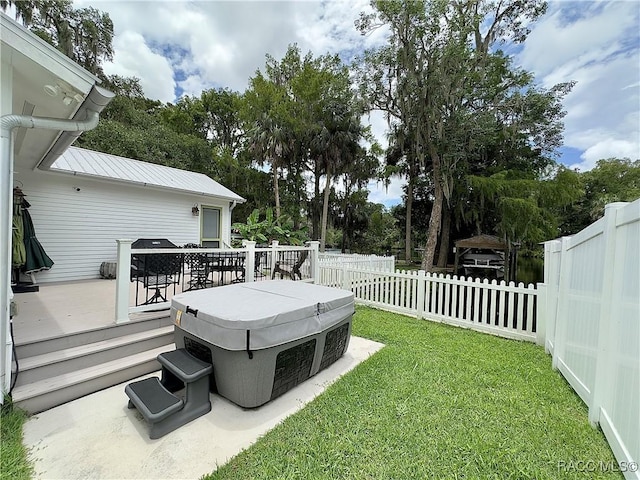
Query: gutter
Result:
<box><xmin>37</xmin><ymin>85</ymin><xmax>115</xmax><ymax>170</ymax></box>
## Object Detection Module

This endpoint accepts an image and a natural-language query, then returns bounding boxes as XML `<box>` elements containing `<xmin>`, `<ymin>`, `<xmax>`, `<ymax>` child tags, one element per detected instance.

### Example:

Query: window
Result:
<box><xmin>201</xmin><ymin>206</ymin><xmax>221</xmax><ymax>248</ymax></box>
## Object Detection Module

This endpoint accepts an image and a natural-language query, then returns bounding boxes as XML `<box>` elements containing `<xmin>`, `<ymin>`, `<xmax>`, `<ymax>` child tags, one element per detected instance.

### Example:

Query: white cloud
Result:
<box><xmin>518</xmin><ymin>0</ymin><xmax>640</xmax><ymax>171</ymax></box>
<box><xmin>570</xmin><ymin>139</ymin><xmax>639</xmax><ymax>171</ymax></box>
<box><xmin>102</xmin><ymin>31</ymin><xmax>176</xmax><ymax>102</ymax></box>
<box><xmin>368</xmin><ymin>177</ymin><xmax>405</xmax><ymax>208</ymax></box>
<box><xmin>78</xmin><ymin>0</ymin><xmax>639</xmax><ymax>195</ymax></box>
<box><xmin>365</xmin><ymin>109</ymin><xmax>390</xmax><ymax>150</ymax></box>
<box><xmin>519</xmin><ymin>2</ymin><xmax>638</xmax><ymax>77</ymax></box>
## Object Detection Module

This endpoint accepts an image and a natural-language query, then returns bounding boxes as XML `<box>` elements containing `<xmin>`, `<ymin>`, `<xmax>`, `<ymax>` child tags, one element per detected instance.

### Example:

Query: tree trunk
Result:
<box><xmin>320</xmin><ymin>165</ymin><xmax>331</xmax><ymax>253</ymax></box>
<box><xmin>273</xmin><ymin>164</ymin><xmax>281</xmax><ymax>220</ymax></box>
<box><xmin>422</xmin><ymin>147</ymin><xmax>443</xmax><ymax>272</ymax></box>
<box><xmin>437</xmin><ymin>205</ymin><xmax>451</xmax><ymax>268</ymax></box>
<box><xmin>405</xmin><ymin>178</ymin><xmax>413</xmax><ymax>263</ymax></box>
<box><xmin>312</xmin><ymin>163</ymin><xmax>321</xmax><ymax>240</ymax></box>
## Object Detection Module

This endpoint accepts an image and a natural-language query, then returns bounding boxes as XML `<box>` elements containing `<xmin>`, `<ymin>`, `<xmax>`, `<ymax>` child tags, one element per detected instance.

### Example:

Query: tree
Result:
<box><xmin>312</xmin><ymin>101</ymin><xmax>363</xmax><ymax>252</ymax></box>
<box><xmin>246</xmin><ymin>112</ymin><xmax>289</xmax><ymax>220</ymax></box>
<box><xmin>2</xmin><ymin>0</ymin><xmax>114</xmax><ymax>78</ymax></box>
<box><xmin>357</xmin><ymin>0</ymin><xmax>567</xmax><ymax>270</ymax></box>
<box><xmin>243</xmin><ymin>45</ymin><xmax>375</xmax><ymax>242</ymax></box>
<box><xmin>559</xmin><ymin>158</ymin><xmax>640</xmax><ymax>235</ymax></box>
<box><xmin>468</xmin><ymin>167</ymin><xmax>582</xmax><ymax>247</ymax></box>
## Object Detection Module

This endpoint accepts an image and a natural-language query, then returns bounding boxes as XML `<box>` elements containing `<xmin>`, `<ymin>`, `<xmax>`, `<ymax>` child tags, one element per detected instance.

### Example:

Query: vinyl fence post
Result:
<box><xmin>270</xmin><ymin>240</ymin><xmax>279</xmax><ymax>278</ymax></box>
<box><xmin>342</xmin><ymin>263</ymin><xmax>351</xmax><ymax>292</ymax></box>
<box><xmin>243</xmin><ymin>240</ymin><xmax>256</xmax><ymax>283</ymax></box>
<box><xmin>589</xmin><ymin>202</ymin><xmax>626</xmax><ymax>426</ymax></box>
<box><xmin>416</xmin><ymin>270</ymin><xmax>426</xmax><ymax>320</ymax></box>
<box><xmin>535</xmin><ymin>282</ymin><xmax>546</xmax><ymax>346</ymax></box>
<box><xmin>115</xmin><ymin>239</ymin><xmax>132</xmax><ymax>324</ymax></box>
<box><xmin>543</xmin><ymin>239</ymin><xmax>562</xmax><ymax>354</ymax></box>
<box><xmin>552</xmin><ymin>236</ymin><xmax>573</xmax><ymax>370</ymax></box>
<box><xmin>308</xmin><ymin>241</ymin><xmax>320</xmax><ymax>284</ymax></box>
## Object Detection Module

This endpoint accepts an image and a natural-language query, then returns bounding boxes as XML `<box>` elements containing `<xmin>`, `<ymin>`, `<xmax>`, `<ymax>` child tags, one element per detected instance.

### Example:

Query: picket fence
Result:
<box><xmin>318</xmin><ymin>253</ymin><xmax>395</xmax><ymax>272</ymax></box>
<box><xmin>318</xmin><ymin>265</ymin><xmax>538</xmax><ymax>342</ymax></box>
<box><xmin>538</xmin><ymin>200</ymin><xmax>639</xmax><ymax>479</ymax></box>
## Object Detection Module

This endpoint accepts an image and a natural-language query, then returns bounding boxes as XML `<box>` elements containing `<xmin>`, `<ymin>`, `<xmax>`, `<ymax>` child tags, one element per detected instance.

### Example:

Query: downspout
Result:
<box><xmin>0</xmin><ymin>86</ymin><xmax>113</xmax><ymax>398</ymax></box>
<box><xmin>229</xmin><ymin>200</ymin><xmax>237</xmax><ymax>247</ymax></box>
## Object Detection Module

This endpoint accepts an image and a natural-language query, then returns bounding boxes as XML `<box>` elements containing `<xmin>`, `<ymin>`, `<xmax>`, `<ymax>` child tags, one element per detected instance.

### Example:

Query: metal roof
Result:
<box><xmin>455</xmin><ymin>234</ymin><xmax>507</xmax><ymax>250</ymax></box>
<box><xmin>51</xmin><ymin>146</ymin><xmax>245</xmax><ymax>202</ymax></box>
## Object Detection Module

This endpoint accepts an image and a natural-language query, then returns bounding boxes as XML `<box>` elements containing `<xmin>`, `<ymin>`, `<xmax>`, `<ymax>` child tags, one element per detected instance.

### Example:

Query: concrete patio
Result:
<box><xmin>13</xmin><ymin>278</ymin><xmax>385</xmax><ymax>478</ymax></box>
<box><xmin>22</xmin><ymin>335</ymin><xmax>384</xmax><ymax>480</ymax></box>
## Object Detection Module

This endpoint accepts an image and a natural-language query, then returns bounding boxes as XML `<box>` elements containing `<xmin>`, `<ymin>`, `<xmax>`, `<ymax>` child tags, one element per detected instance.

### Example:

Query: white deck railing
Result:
<box><xmin>538</xmin><ymin>199</ymin><xmax>640</xmax><ymax>479</ymax></box>
<box><xmin>318</xmin><ymin>265</ymin><xmax>538</xmax><ymax>343</ymax></box>
<box><xmin>114</xmin><ymin>240</ymin><xmax>319</xmax><ymax>322</ymax></box>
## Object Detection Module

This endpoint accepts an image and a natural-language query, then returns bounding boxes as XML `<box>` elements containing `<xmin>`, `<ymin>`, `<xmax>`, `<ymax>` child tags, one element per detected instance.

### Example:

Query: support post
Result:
<box><xmin>243</xmin><ymin>240</ymin><xmax>256</xmax><ymax>283</ymax></box>
<box><xmin>115</xmin><ymin>239</ymin><xmax>133</xmax><ymax>324</ymax></box>
<box><xmin>308</xmin><ymin>241</ymin><xmax>320</xmax><ymax>284</ymax></box>
<box><xmin>270</xmin><ymin>240</ymin><xmax>279</xmax><ymax>278</ymax></box>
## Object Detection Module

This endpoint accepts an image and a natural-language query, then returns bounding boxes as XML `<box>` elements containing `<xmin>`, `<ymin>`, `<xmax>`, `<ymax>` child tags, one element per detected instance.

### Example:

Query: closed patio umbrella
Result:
<box><xmin>12</xmin><ymin>193</ymin><xmax>26</xmax><ymax>269</ymax></box>
<box><xmin>21</xmin><ymin>202</ymin><xmax>54</xmax><ymax>274</ymax></box>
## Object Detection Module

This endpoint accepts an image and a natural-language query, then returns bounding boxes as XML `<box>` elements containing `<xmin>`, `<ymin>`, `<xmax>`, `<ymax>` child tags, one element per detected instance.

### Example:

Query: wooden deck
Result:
<box><xmin>11</xmin><ymin>279</ymin><xmax>165</xmax><ymax>344</ymax></box>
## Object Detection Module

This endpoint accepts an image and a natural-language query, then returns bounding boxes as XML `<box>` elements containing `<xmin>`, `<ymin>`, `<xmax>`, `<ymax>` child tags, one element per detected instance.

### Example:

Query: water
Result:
<box><xmin>517</xmin><ymin>257</ymin><xmax>544</xmax><ymax>285</ymax></box>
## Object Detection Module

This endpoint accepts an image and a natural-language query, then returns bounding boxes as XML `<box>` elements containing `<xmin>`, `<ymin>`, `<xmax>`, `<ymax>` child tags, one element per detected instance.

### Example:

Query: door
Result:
<box><xmin>201</xmin><ymin>206</ymin><xmax>221</xmax><ymax>248</ymax></box>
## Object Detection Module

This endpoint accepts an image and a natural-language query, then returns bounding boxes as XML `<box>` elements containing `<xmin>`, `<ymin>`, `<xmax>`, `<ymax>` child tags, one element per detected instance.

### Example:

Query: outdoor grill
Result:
<box><xmin>131</xmin><ymin>238</ymin><xmax>182</xmax><ymax>305</ymax></box>
<box><xmin>170</xmin><ymin>281</ymin><xmax>355</xmax><ymax>408</ymax></box>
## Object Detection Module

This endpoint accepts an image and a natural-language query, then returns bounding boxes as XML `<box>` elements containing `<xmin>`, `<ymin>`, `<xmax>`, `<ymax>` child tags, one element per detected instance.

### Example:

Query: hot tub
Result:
<box><xmin>170</xmin><ymin>281</ymin><xmax>355</xmax><ymax>408</ymax></box>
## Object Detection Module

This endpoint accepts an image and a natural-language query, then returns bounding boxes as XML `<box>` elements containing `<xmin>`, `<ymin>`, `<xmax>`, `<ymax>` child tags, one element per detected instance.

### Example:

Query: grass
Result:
<box><xmin>0</xmin><ymin>398</ymin><xmax>33</xmax><ymax>480</ymax></box>
<box><xmin>205</xmin><ymin>306</ymin><xmax>621</xmax><ymax>480</ymax></box>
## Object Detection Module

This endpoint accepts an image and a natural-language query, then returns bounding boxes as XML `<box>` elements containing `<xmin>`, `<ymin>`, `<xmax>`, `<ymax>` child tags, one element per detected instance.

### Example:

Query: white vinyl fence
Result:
<box><xmin>319</xmin><ymin>265</ymin><xmax>538</xmax><ymax>342</ymax></box>
<box><xmin>538</xmin><ymin>200</ymin><xmax>639</xmax><ymax>479</ymax></box>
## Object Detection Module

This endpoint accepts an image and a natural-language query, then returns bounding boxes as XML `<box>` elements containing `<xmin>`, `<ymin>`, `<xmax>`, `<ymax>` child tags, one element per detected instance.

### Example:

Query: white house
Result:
<box><xmin>1</xmin><ymin>12</ymin><xmax>114</xmax><ymax>397</ymax></box>
<box><xmin>0</xmin><ymin>12</ymin><xmax>244</xmax><ymax>398</ymax></box>
<box><xmin>15</xmin><ymin>146</ymin><xmax>245</xmax><ymax>283</ymax></box>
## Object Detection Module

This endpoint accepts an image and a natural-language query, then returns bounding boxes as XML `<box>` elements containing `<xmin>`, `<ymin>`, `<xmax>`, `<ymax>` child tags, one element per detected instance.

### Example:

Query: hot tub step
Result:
<box><xmin>126</xmin><ymin>377</ymin><xmax>183</xmax><ymax>422</ymax></box>
<box><xmin>125</xmin><ymin>349</ymin><xmax>213</xmax><ymax>439</ymax></box>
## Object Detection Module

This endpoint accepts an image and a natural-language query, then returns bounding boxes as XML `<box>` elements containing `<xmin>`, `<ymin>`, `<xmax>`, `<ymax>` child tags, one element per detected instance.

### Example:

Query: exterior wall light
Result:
<box><xmin>192</xmin><ymin>205</ymin><xmax>200</xmax><ymax>216</ymax></box>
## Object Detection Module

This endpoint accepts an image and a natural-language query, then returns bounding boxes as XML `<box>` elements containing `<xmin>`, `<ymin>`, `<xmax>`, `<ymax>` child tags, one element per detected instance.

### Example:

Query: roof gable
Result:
<box><xmin>51</xmin><ymin>146</ymin><xmax>245</xmax><ymax>202</ymax></box>
<box><xmin>455</xmin><ymin>234</ymin><xmax>507</xmax><ymax>250</ymax></box>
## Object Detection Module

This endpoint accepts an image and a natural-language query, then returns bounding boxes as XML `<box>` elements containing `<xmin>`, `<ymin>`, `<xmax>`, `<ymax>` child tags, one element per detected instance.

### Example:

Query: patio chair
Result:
<box><xmin>272</xmin><ymin>250</ymin><xmax>308</xmax><ymax>281</ymax></box>
<box><xmin>131</xmin><ymin>252</ymin><xmax>183</xmax><ymax>305</ymax></box>
<box><xmin>184</xmin><ymin>251</ymin><xmax>212</xmax><ymax>290</ymax></box>
<box><xmin>211</xmin><ymin>253</ymin><xmax>245</xmax><ymax>285</ymax></box>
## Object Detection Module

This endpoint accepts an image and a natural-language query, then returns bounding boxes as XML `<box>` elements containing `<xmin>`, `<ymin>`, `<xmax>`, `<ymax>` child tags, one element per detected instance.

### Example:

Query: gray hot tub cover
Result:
<box><xmin>171</xmin><ymin>281</ymin><xmax>355</xmax><ymax>351</ymax></box>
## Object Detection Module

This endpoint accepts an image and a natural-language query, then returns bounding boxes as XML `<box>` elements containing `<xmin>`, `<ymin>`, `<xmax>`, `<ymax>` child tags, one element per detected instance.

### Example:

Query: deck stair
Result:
<box><xmin>125</xmin><ymin>348</ymin><xmax>212</xmax><ymax>439</ymax></box>
<box><xmin>11</xmin><ymin>316</ymin><xmax>175</xmax><ymax>414</ymax></box>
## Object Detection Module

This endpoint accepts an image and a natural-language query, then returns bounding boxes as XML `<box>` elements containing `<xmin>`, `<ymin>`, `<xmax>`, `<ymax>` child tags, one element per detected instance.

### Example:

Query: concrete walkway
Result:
<box><xmin>23</xmin><ymin>336</ymin><xmax>384</xmax><ymax>480</ymax></box>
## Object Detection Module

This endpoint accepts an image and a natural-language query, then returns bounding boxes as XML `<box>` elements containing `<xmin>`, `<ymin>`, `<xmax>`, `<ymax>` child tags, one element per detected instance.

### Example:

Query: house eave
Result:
<box><xmin>0</xmin><ymin>12</ymin><xmax>99</xmax><ymax>90</ymax></box>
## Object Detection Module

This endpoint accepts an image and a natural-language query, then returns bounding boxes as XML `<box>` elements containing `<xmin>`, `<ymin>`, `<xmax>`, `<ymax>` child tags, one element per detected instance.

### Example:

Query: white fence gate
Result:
<box><xmin>538</xmin><ymin>200</ymin><xmax>639</xmax><ymax>479</ymax></box>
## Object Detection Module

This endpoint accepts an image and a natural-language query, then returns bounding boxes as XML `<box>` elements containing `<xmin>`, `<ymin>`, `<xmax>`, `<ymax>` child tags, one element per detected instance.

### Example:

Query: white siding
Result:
<box><xmin>15</xmin><ymin>169</ymin><xmax>233</xmax><ymax>283</ymax></box>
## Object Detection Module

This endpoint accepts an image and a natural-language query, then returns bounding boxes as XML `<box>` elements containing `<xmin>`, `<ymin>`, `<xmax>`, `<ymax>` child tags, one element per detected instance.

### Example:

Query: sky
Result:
<box><xmin>73</xmin><ymin>0</ymin><xmax>640</xmax><ymax>207</ymax></box>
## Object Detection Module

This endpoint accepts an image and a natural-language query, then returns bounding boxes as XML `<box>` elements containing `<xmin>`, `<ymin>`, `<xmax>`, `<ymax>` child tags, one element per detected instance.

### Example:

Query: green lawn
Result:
<box><xmin>205</xmin><ymin>306</ymin><xmax>621</xmax><ymax>480</ymax></box>
<box><xmin>0</xmin><ymin>399</ymin><xmax>33</xmax><ymax>480</ymax></box>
